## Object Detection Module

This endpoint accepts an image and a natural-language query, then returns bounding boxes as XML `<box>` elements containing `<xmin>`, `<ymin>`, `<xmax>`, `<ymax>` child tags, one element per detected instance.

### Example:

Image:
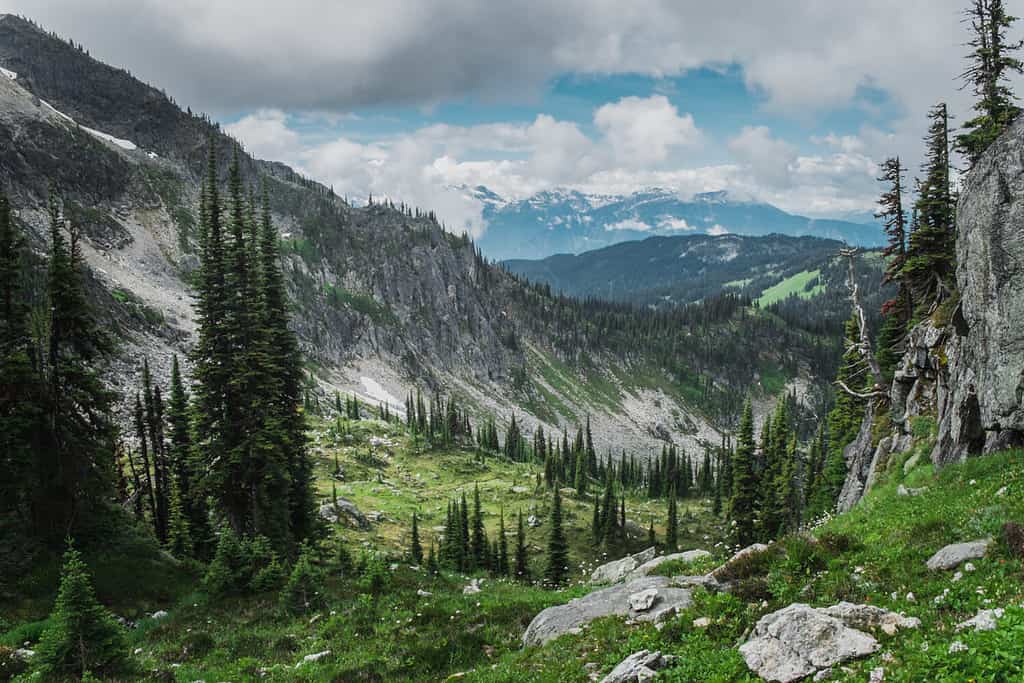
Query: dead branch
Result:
<box><xmin>838</xmin><ymin>248</ymin><xmax>888</xmax><ymax>401</ymax></box>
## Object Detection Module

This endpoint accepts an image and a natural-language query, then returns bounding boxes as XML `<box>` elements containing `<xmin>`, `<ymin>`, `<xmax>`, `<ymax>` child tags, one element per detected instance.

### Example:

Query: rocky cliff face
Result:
<box><xmin>840</xmin><ymin>117</ymin><xmax>1024</xmax><ymax>509</ymax></box>
<box><xmin>938</xmin><ymin>116</ymin><xmax>1024</xmax><ymax>461</ymax></box>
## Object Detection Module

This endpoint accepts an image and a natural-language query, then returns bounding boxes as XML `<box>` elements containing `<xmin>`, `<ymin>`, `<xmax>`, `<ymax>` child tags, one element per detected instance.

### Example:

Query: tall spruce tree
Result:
<box><xmin>904</xmin><ymin>103</ymin><xmax>956</xmax><ymax>309</ymax></box>
<box><xmin>410</xmin><ymin>512</ymin><xmax>424</xmax><ymax>565</ymax></box>
<box><xmin>497</xmin><ymin>508</ymin><xmax>510</xmax><ymax>577</ymax></box>
<box><xmin>544</xmin><ymin>487</ymin><xmax>569</xmax><ymax>587</ymax></box>
<box><xmin>665</xmin><ymin>485</ymin><xmax>678</xmax><ymax>551</ymax></box>
<box><xmin>514</xmin><ymin>509</ymin><xmax>529</xmax><ymax>581</ymax></box>
<box><xmin>729</xmin><ymin>400</ymin><xmax>760</xmax><ymax>547</ymax></box>
<box><xmin>167</xmin><ymin>355</ymin><xmax>209</xmax><ymax>556</ymax></box>
<box><xmin>34</xmin><ymin>197</ymin><xmax>118</xmax><ymax>540</ymax></box>
<box><xmin>471</xmin><ymin>483</ymin><xmax>486</xmax><ymax>569</ymax></box>
<box><xmin>191</xmin><ymin>145</ymin><xmax>314</xmax><ymax>553</ymax></box>
<box><xmin>0</xmin><ymin>191</ymin><xmax>40</xmax><ymax>523</ymax></box>
<box><xmin>957</xmin><ymin>0</ymin><xmax>1024</xmax><ymax>165</ymax></box>
<box><xmin>875</xmin><ymin>156</ymin><xmax>913</xmax><ymax>382</ymax></box>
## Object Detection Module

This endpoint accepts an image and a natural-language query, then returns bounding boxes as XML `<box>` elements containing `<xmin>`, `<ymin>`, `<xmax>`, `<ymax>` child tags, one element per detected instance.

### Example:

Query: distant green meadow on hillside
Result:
<box><xmin>756</xmin><ymin>269</ymin><xmax>825</xmax><ymax>307</ymax></box>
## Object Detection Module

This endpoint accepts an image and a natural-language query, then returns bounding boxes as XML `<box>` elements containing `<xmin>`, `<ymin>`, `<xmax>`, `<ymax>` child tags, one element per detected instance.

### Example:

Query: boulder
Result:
<box><xmin>956</xmin><ymin>607</ymin><xmax>1004</xmax><ymax>632</ymax></box>
<box><xmin>671</xmin><ymin>574</ymin><xmax>722</xmax><ymax>592</ymax></box>
<box><xmin>296</xmin><ymin>650</ymin><xmax>331</xmax><ymax>667</ymax></box>
<box><xmin>925</xmin><ymin>539</ymin><xmax>991</xmax><ymax>571</ymax></box>
<box><xmin>935</xmin><ymin>116</ymin><xmax>1024</xmax><ymax>463</ymax></box>
<box><xmin>522</xmin><ymin>576</ymin><xmax>693</xmax><ymax>646</ymax></box>
<box><xmin>739</xmin><ymin>604</ymin><xmax>879</xmax><ymax>683</ymax></box>
<box><xmin>628</xmin><ymin>589</ymin><xmax>659</xmax><ymax>612</ymax></box>
<box><xmin>318</xmin><ymin>498</ymin><xmax>371</xmax><ymax>530</ymax></box>
<box><xmin>463</xmin><ymin>578</ymin><xmax>483</xmax><ymax>595</ymax></box>
<box><xmin>740</xmin><ymin>602</ymin><xmax>919</xmax><ymax>683</ymax></box>
<box><xmin>600</xmin><ymin>650</ymin><xmax>677</xmax><ymax>683</ymax></box>
<box><xmin>590</xmin><ymin>547</ymin><xmax>657</xmax><ymax>584</ymax></box>
<box><xmin>896</xmin><ymin>484</ymin><xmax>927</xmax><ymax>497</ymax></box>
<box><xmin>818</xmin><ymin>602</ymin><xmax>920</xmax><ymax>636</ymax></box>
<box><xmin>625</xmin><ymin>549</ymin><xmax>711</xmax><ymax>581</ymax></box>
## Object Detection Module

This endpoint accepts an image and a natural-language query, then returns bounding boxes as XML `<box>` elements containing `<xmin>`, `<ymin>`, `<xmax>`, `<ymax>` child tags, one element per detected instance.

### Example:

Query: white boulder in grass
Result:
<box><xmin>589</xmin><ymin>547</ymin><xmax>657</xmax><ymax>584</ymax></box>
<box><xmin>296</xmin><ymin>650</ymin><xmax>331</xmax><ymax>667</ymax></box>
<box><xmin>925</xmin><ymin>539</ymin><xmax>991</xmax><ymax>570</ymax></box>
<box><xmin>956</xmin><ymin>607</ymin><xmax>1004</xmax><ymax>632</ymax></box>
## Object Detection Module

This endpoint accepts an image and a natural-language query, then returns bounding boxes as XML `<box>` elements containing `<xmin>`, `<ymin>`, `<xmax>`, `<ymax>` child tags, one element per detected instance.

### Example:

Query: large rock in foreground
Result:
<box><xmin>739</xmin><ymin>603</ymin><xmax>919</xmax><ymax>683</ymax></box>
<box><xmin>938</xmin><ymin>115</ymin><xmax>1024</xmax><ymax>462</ymax></box>
<box><xmin>522</xmin><ymin>576</ymin><xmax>692</xmax><ymax>646</ymax></box>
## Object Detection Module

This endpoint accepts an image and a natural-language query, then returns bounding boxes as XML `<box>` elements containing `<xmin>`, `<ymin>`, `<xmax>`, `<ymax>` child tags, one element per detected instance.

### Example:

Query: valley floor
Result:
<box><xmin>3</xmin><ymin>420</ymin><xmax>1023</xmax><ymax>682</ymax></box>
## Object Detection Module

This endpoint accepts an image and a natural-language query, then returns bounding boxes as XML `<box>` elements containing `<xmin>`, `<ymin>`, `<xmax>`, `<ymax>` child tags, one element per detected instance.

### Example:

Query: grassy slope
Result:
<box><xmin>756</xmin><ymin>269</ymin><xmax>825</xmax><ymax>307</ymax></box>
<box><xmin>6</xmin><ymin>417</ymin><xmax>1022</xmax><ymax>682</ymax></box>
<box><xmin>477</xmin><ymin>445</ymin><xmax>1024</xmax><ymax>683</ymax></box>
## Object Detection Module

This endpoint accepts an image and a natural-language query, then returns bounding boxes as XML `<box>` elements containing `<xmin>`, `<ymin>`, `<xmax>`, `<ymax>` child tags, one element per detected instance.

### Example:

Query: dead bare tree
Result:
<box><xmin>837</xmin><ymin>248</ymin><xmax>889</xmax><ymax>400</ymax></box>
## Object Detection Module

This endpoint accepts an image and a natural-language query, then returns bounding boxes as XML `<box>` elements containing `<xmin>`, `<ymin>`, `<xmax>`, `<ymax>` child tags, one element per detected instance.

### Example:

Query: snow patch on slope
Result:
<box><xmin>0</xmin><ymin>66</ymin><xmax>16</xmax><ymax>80</ymax></box>
<box><xmin>39</xmin><ymin>99</ymin><xmax>137</xmax><ymax>150</ymax></box>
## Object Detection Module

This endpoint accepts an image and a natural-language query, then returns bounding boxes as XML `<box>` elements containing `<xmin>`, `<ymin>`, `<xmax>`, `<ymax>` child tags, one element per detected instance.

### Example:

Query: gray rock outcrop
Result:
<box><xmin>590</xmin><ymin>547</ymin><xmax>657</xmax><ymax>584</ymax></box>
<box><xmin>600</xmin><ymin>650</ymin><xmax>677</xmax><ymax>683</ymax></box>
<box><xmin>318</xmin><ymin>498</ymin><xmax>371</xmax><ymax>530</ymax></box>
<box><xmin>625</xmin><ymin>549</ymin><xmax>711</xmax><ymax>581</ymax></box>
<box><xmin>956</xmin><ymin>607</ymin><xmax>1004</xmax><ymax>632</ymax></box>
<box><xmin>522</xmin><ymin>576</ymin><xmax>693</xmax><ymax>646</ymax></box>
<box><xmin>925</xmin><ymin>539</ymin><xmax>991</xmax><ymax>570</ymax></box>
<box><xmin>739</xmin><ymin>603</ymin><xmax>919</xmax><ymax>683</ymax></box>
<box><xmin>936</xmin><ymin>116</ymin><xmax>1024</xmax><ymax>463</ymax></box>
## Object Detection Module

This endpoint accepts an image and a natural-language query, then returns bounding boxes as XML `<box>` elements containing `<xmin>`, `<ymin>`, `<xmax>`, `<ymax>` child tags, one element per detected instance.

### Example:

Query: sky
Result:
<box><xmin>5</xmin><ymin>0</ymin><xmax>1008</xmax><ymax>237</ymax></box>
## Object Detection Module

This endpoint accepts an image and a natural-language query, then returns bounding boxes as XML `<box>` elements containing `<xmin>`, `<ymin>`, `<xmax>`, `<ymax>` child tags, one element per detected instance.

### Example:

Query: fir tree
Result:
<box><xmin>666</xmin><ymin>485</ymin><xmax>679</xmax><ymax>551</ymax></box>
<box><xmin>544</xmin><ymin>487</ymin><xmax>569</xmax><ymax>587</ymax></box>
<box><xmin>730</xmin><ymin>400</ymin><xmax>760</xmax><ymax>547</ymax></box>
<box><xmin>0</xmin><ymin>191</ymin><xmax>40</xmax><ymax>523</ymax></box>
<box><xmin>471</xmin><ymin>483</ymin><xmax>486</xmax><ymax>569</ymax></box>
<box><xmin>647</xmin><ymin>518</ymin><xmax>656</xmax><ymax>547</ymax></box>
<box><xmin>957</xmin><ymin>0</ymin><xmax>1024</xmax><ymax>165</ymax></box>
<box><xmin>427</xmin><ymin>538</ymin><xmax>439</xmax><ymax>575</ymax></box>
<box><xmin>459</xmin><ymin>493</ymin><xmax>470</xmax><ymax>571</ymax></box>
<box><xmin>35</xmin><ymin>197</ymin><xmax>118</xmax><ymax>540</ymax></box>
<box><xmin>514</xmin><ymin>510</ymin><xmax>529</xmax><ymax>581</ymax></box>
<box><xmin>35</xmin><ymin>545</ymin><xmax>128</xmax><ymax>679</ymax></box>
<box><xmin>166</xmin><ymin>477</ymin><xmax>193</xmax><ymax>559</ymax></box>
<box><xmin>410</xmin><ymin>512</ymin><xmax>424</xmax><ymax>565</ymax></box>
<box><xmin>168</xmin><ymin>355</ymin><xmax>208</xmax><ymax>556</ymax></box>
<box><xmin>280</xmin><ymin>544</ymin><xmax>324</xmax><ymax>614</ymax></box>
<box><xmin>904</xmin><ymin>103</ymin><xmax>955</xmax><ymax>308</ymax></box>
<box><xmin>497</xmin><ymin>508</ymin><xmax>510</xmax><ymax>577</ymax></box>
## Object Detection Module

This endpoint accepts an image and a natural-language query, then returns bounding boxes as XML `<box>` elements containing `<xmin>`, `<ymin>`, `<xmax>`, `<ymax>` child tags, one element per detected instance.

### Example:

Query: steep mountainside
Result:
<box><xmin>474</xmin><ymin>186</ymin><xmax>885</xmax><ymax>260</ymax></box>
<box><xmin>0</xmin><ymin>14</ymin><xmax>842</xmax><ymax>456</ymax></box>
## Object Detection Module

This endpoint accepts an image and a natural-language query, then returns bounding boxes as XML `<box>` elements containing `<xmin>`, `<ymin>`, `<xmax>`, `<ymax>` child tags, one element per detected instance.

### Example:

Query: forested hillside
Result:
<box><xmin>0</xmin><ymin>12</ymin><xmax>843</xmax><ymax>457</ymax></box>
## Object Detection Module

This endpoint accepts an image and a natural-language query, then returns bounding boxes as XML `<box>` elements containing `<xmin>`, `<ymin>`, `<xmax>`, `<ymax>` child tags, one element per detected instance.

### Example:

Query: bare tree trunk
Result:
<box><xmin>839</xmin><ymin>248</ymin><xmax>888</xmax><ymax>399</ymax></box>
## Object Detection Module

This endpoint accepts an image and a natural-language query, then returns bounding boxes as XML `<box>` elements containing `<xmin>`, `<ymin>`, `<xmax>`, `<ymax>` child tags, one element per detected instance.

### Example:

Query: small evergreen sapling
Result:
<box><xmin>280</xmin><ymin>544</ymin><xmax>324</xmax><ymax>614</ymax></box>
<box><xmin>35</xmin><ymin>545</ymin><xmax>128</xmax><ymax>679</ymax></box>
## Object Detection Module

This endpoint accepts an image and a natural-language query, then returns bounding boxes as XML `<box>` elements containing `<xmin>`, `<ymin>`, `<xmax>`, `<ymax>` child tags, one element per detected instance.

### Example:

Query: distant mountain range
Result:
<box><xmin>503</xmin><ymin>233</ymin><xmax>842</xmax><ymax>305</ymax></box>
<box><xmin>471</xmin><ymin>186</ymin><xmax>885</xmax><ymax>261</ymax></box>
